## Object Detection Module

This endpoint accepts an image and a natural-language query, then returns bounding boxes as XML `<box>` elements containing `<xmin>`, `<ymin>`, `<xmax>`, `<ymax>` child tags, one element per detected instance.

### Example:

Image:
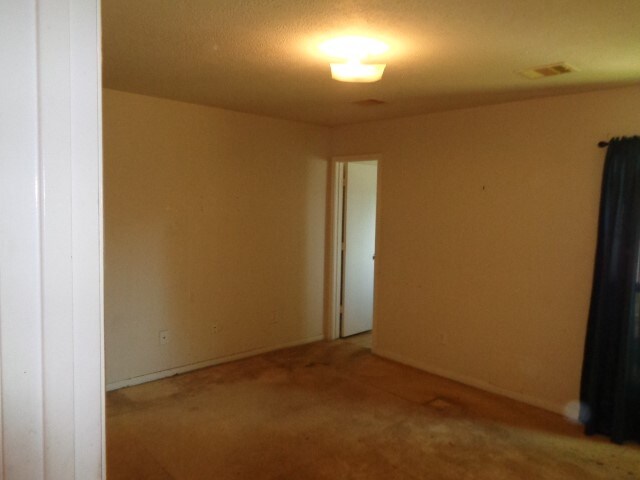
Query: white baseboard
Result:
<box><xmin>373</xmin><ymin>348</ymin><xmax>572</xmax><ymax>419</ymax></box>
<box><xmin>106</xmin><ymin>335</ymin><xmax>325</xmax><ymax>391</ymax></box>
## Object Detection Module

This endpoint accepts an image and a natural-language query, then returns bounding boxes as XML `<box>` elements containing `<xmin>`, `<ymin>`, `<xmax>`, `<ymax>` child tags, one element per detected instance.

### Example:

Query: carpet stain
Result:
<box><xmin>107</xmin><ymin>340</ymin><xmax>640</xmax><ymax>480</ymax></box>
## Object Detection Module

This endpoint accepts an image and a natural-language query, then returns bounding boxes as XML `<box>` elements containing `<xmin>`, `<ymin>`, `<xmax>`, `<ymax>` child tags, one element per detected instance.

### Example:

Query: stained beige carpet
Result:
<box><xmin>107</xmin><ymin>340</ymin><xmax>639</xmax><ymax>479</ymax></box>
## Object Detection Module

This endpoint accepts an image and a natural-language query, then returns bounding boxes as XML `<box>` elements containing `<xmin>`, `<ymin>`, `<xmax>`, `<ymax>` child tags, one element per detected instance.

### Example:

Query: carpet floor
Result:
<box><xmin>107</xmin><ymin>340</ymin><xmax>639</xmax><ymax>479</ymax></box>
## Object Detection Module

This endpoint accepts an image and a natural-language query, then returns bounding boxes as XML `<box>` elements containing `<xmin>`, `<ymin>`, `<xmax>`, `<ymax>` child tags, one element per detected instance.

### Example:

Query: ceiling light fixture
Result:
<box><xmin>319</xmin><ymin>36</ymin><xmax>389</xmax><ymax>83</ymax></box>
<box><xmin>330</xmin><ymin>60</ymin><xmax>386</xmax><ymax>83</ymax></box>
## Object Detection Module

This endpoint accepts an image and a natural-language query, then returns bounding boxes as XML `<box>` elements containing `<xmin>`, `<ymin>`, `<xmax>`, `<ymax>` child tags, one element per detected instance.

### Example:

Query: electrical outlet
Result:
<box><xmin>159</xmin><ymin>330</ymin><xmax>169</xmax><ymax>345</ymax></box>
<box><xmin>212</xmin><ymin>323</ymin><xmax>220</xmax><ymax>334</ymax></box>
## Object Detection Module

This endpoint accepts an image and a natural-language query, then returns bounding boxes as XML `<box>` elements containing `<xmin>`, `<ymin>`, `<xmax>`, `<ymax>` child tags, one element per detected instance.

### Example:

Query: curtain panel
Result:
<box><xmin>581</xmin><ymin>136</ymin><xmax>640</xmax><ymax>444</ymax></box>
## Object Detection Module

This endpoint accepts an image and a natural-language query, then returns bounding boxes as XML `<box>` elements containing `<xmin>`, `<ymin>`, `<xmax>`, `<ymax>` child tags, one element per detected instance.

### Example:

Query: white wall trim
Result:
<box><xmin>327</xmin><ymin>161</ymin><xmax>345</xmax><ymax>340</ymax></box>
<box><xmin>1</xmin><ymin>0</ymin><xmax>104</xmax><ymax>478</ymax></box>
<box><xmin>332</xmin><ymin>154</ymin><xmax>382</xmax><ymax>163</ymax></box>
<box><xmin>374</xmin><ymin>348</ymin><xmax>571</xmax><ymax>418</ymax></box>
<box><xmin>107</xmin><ymin>335</ymin><xmax>325</xmax><ymax>391</ymax></box>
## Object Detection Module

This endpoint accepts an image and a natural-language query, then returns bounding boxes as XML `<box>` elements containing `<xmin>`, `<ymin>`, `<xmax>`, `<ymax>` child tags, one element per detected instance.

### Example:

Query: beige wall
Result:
<box><xmin>332</xmin><ymin>85</ymin><xmax>640</xmax><ymax>413</ymax></box>
<box><xmin>104</xmin><ymin>89</ymin><xmax>329</xmax><ymax>386</ymax></box>
<box><xmin>105</xmin><ymin>85</ymin><xmax>640</xmax><ymax>414</ymax></box>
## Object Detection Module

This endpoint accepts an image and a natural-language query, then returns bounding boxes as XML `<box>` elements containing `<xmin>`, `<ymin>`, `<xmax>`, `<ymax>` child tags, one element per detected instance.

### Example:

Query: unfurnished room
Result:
<box><xmin>3</xmin><ymin>1</ymin><xmax>640</xmax><ymax>479</ymax></box>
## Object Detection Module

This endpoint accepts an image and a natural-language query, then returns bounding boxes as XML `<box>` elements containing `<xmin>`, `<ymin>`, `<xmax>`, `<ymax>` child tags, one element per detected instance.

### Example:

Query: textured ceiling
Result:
<box><xmin>102</xmin><ymin>0</ymin><xmax>640</xmax><ymax>126</ymax></box>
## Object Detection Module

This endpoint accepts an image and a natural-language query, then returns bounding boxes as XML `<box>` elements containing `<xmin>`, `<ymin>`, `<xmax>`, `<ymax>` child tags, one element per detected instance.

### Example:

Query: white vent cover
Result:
<box><xmin>519</xmin><ymin>62</ymin><xmax>578</xmax><ymax>79</ymax></box>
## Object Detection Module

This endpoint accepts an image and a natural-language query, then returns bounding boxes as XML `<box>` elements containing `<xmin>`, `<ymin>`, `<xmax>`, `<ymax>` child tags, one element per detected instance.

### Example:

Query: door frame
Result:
<box><xmin>325</xmin><ymin>155</ymin><xmax>382</xmax><ymax>346</ymax></box>
<box><xmin>1</xmin><ymin>0</ymin><xmax>104</xmax><ymax>477</ymax></box>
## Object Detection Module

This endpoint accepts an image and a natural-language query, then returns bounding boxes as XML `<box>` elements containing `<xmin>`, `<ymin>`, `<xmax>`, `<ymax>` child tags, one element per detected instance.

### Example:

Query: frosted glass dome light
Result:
<box><xmin>319</xmin><ymin>36</ymin><xmax>389</xmax><ymax>83</ymax></box>
<box><xmin>330</xmin><ymin>61</ymin><xmax>386</xmax><ymax>83</ymax></box>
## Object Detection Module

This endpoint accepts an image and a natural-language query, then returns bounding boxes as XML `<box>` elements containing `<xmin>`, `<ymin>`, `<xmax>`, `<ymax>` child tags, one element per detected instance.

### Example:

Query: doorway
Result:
<box><xmin>331</xmin><ymin>157</ymin><xmax>379</xmax><ymax>344</ymax></box>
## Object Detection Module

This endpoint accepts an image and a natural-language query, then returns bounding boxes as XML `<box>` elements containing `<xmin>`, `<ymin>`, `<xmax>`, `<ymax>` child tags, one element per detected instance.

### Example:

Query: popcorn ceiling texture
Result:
<box><xmin>102</xmin><ymin>0</ymin><xmax>640</xmax><ymax>126</ymax></box>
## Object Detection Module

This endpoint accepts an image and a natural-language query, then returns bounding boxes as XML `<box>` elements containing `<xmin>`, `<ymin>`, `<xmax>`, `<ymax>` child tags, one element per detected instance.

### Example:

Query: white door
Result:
<box><xmin>341</xmin><ymin>162</ymin><xmax>378</xmax><ymax>337</ymax></box>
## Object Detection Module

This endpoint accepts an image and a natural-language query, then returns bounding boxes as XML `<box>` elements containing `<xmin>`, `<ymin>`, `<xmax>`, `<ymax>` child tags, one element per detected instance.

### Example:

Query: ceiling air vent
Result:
<box><xmin>352</xmin><ymin>98</ymin><xmax>386</xmax><ymax>107</ymax></box>
<box><xmin>518</xmin><ymin>62</ymin><xmax>578</xmax><ymax>79</ymax></box>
